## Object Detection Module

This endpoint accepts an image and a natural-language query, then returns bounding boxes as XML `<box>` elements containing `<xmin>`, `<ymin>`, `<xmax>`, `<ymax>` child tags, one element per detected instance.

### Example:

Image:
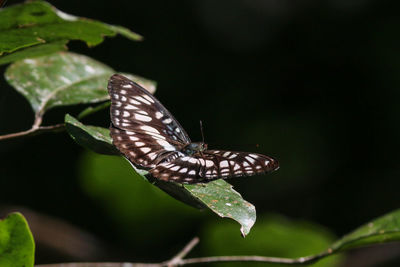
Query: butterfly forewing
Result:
<box><xmin>109</xmin><ymin>74</ymin><xmax>190</xmax><ymax>168</ymax></box>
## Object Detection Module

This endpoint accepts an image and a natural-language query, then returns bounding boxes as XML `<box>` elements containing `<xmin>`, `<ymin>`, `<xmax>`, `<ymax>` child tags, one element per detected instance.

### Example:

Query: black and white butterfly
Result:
<box><xmin>108</xmin><ymin>74</ymin><xmax>279</xmax><ymax>184</ymax></box>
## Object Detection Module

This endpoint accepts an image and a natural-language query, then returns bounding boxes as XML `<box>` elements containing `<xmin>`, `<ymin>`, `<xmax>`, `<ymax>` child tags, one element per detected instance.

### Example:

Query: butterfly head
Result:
<box><xmin>182</xmin><ymin>142</ymin><xmax>208</xmax><ymax>156</ymax></box>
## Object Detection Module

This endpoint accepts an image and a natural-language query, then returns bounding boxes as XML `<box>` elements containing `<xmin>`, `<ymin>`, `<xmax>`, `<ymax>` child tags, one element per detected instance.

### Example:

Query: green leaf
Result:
<box><xmin>0</xmin><ymin>40</ymin><xmax>68</xmax><ymax>66</ymax></box>
<box><xmin>330</xmin><ymin>209</ymin><xmax>400</xmax><ymax>252</ymax></box>
<box><xmin>5</xmin><ymin>51</ymin><xmax>156</xmax><ymax>118</ymax></box>
<box><xmin>0</xmin><ymin>0</ymin><xmax>141</xmax><ymax>60</ymax></box>
<box><xmin>67</xmin><ymin>115</ymin><xmax>257</xmax><ymax>235</ymax></box>
<box><xmin>5</xmin><ymin>51</ymin><xmax>113</xmax><ymax>116</ymax></box>
<box><xmin>0</xmin><ymin>213</ymin><xmax>35</xmax><ymax>267</ymax></box>
<box><xmin>185</xmin><ymin>180</ymin><xmax>256</xmax><ymax>237</ymax></box>
<box><xmin>65</xmin><ymin>114</ymin><xmax>119</xmax><ymax>155</ymax></box>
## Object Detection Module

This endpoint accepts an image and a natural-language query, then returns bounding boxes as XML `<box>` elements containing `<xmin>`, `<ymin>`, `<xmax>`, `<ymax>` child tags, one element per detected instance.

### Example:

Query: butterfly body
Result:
<box><xmin>182</xmin><ymin>142</ymin><xmax>207</xmax><ymax>156</ymax></box>
<box><xmin>108</xmin><ymin>74</ymin><xmax>279</xmax><ymax>184</ymax></box>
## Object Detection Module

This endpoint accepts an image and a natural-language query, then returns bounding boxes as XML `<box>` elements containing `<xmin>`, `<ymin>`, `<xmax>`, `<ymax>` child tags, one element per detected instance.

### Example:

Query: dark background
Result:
<box><xmin>1</xmin><ymin>0</ymin><xmax>400</xmax><ymax>266</ymax></box>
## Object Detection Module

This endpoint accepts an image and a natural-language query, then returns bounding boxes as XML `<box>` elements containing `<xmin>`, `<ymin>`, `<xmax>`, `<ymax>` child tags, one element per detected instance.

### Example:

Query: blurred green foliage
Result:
<box><xmin>201</xmin><ymin>214</ymin><xmax>342</xmax><ymax>267</ymax></box>
<box><xmin>78</xmin><ymin>151</ymin><xmax>202</xmax><ymax>244</ymax></box>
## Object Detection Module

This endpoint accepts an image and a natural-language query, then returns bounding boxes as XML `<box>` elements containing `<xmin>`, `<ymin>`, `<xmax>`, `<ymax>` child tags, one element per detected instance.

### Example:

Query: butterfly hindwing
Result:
<box><xmin>149</xmin><ymin>150</ymin><xmax>279</xmax><ymax>184</ymax></box>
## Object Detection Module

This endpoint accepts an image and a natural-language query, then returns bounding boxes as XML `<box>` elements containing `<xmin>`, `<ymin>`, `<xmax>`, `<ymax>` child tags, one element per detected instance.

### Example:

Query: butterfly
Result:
<box><xmin>108</xmin><ymin>74</ymin><xmax>279</xmax><ymax>184</ymax></box>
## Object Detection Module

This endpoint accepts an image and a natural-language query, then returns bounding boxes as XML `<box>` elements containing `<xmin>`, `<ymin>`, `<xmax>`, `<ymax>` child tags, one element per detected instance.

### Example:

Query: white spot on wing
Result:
<box><xmin>140</xmin><ymin>147</ymin><xmax>151</xmax><ymax>153</ymax></box>
<box><xmin>205</xmin><ymin>160</ymin><xmax>214</xmax><ymax>167</ymax></box>
<box><xmin>245</xmin><ymin>156</ymin><xmax>255</xmax><ymax>164</ymax></box>
<box><xmin>220</xmin><ymin>160</ymin><xmax>229</xmax><ymax>168</ymax></box>
<box><xmin>124</xmin><ymin>104</ymin><xmax>137</xmax><ymax>110</ymax></box>
<box><xmin>142</xmin><ymin>94</ymin><xmax>155</xmax><ymax>103</ymax></box>
<box><xmin>188</xmin><ymin>158</ymin><xmax>197</xmax><ymax>164</ymax></box>
<box><xmin>189</xmin><ymin>170</ymin><xmax>196</xmax><ymax>175</ymax></box>
<box><xmin>156</xmin><ymin>140</ymin><xmax>175</xmax><ymax>151</ymax></box>
<box><xmin>198</xmin><ymin>158</ymin><xmax>205</xmax><ymax>166</ymax></box>
<box><xmin>140</xmin><ymin>125</ymin><xmax>160</xmax><ymax>134</ymax></box>
<box><xmin>129</xmin><ymin>99</ymin><xmax>141</xmax><ymax>105</ymax></box>
<box><xmin>123</xmin><ymin>111</ymin><xmax>130</xmax><ymax>117</ymax></box>
<box><xmin>122</xmin><ymin>84</ymin><xmax>132</xmax><ymax>88</ymax></box>
<box><xmin>129</xmin><ymin>136</ymin><xmax>138</xmax><ymax>141</ymax></box>
<box><xmin>137</xmin><ymin>110</ymin><xmax>149</xmax><ymax>115</ymax></box>
<box><xmin>135</xmin><ymin>114</ymin><xmax>152</xmax><ymax>122</ymax></box>
<box><xmin>135</xmin><ymin>96</ymin><xmax>151</xmax><ymax>105</ymax></box>
<box><xmin>223</xmin><ymin>152</ymin><xmax>230</xmax><ymax>157</ymax></box>
<box><xmin>135</xmin><ymin>142</ymin><xmax>145</xmax><ymax>146</ymax></box>
<box><xmin>171</xmin><ymin>166</ymin><xmax>180</xmax><ymax>171</ymax></box>
<box><xmin>120</xmin><ymin>90</ymin><xmax>127</xmax><ymax>94</ymax></box>
<box><xmin>179</xmin><ymin>168</ymin><xmax>188</xmax><ymax>173</ymax></box>
<box><xmin>155</xmin><ymin>112</ymin><xmax>163</xmax><ymax>119</ymax></box>
<box><xmin>162</xmin><ymin>118</ymin><xmax>172</xmax><ymax>124</ymax></box>
<box><xmin>147</xmin><ymin>152</ymin><xmax>157</xmax><ymax>160</ymax></box>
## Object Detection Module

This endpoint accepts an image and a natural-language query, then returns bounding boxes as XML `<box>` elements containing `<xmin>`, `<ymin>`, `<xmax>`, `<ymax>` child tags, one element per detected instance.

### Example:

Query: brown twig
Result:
<box><xmin>0</xmin><ymin>123</ymin><xmax>65</xmax><ymax>141</ymax></box>
<box><xmin>35</xmin><ymin>237</ymin><xmax>334</xmax><ymax>267</ymax></box>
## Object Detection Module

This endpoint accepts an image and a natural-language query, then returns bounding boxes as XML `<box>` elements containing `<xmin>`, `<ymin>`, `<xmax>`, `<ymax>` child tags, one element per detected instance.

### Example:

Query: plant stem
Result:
<box><xmin>0</xmin><ymin>123</ymin><xmax>65</xmax><ymax>141</ymax></box>
<box><xmin>34</xmin><ymin>238</ymin><xmax>334</xmax><ymax>267</ymax></box>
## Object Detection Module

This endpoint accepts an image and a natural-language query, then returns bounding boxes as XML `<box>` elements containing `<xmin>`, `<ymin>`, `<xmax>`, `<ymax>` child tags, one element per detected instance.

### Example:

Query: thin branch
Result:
<box><xmin>35</xmin><ymin>238</ymin><xmax>334</xmax><ymax>267</ymax></box>
<box><xmin>36</xmin><ymin>263</ymin><xmax>159</xmax><ymax>267</ymax></box>
<box><xmin>0</xmin><ymin>123</ymin><xmax>65</xmax><ymax>141</ymax></box>
<box><xmin>179</xmin><ymin>251</ymin><xmax>331</xmax><ymax>266</ymax></box>
<box><xmin>77</xmin><ymin>101</ymin><xmax>110</xmax><ymax>120</ymax></box>
<box><xmin>162</xmin><ymin>237</ymin><xmax>199</xmax><ymax>267</ymax></box>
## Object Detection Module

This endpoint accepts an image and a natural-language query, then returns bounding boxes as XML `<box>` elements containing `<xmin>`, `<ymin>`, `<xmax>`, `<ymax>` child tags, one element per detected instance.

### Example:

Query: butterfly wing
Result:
<box><xmin>108</xmin><ymin>74</ymin><xmax>191</xmax><ymax>169</ymax></box>
<box><xmin>149</xmin><ymin>150</ymin><xmax>279</xmax><ymax>184</ymax></box>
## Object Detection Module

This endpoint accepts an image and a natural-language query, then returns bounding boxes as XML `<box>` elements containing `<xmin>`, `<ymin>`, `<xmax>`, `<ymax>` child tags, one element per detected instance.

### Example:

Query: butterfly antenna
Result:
<box><xmin>200</xmin><ymin>120</ymin><xmax>205</xmax><ymax>143</ymax></box>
